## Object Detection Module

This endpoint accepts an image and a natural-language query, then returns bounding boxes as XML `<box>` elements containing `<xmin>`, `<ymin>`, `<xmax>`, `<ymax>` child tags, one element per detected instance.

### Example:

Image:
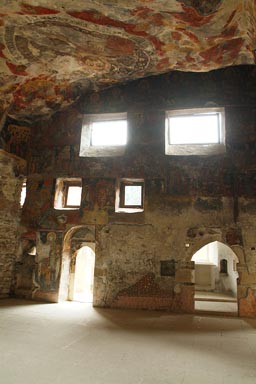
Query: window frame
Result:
<box><xmin>54</xmin><ymin>178</ymin><xmax>82</xmax><ymax>210</ymax></box>
<box><xmin>79</xmin><ymin>112</ymin><xmax>128</xmax><ymax>157</ymax></box>
<box><xmin>165</xmin><ymin>107</ymin><xmax>225</xmax><ymax>156</ymax></box>
<box><xmin>115</xmin><ymin>178</ymin><xmax>145</xmax><ymax>213</ymax></box>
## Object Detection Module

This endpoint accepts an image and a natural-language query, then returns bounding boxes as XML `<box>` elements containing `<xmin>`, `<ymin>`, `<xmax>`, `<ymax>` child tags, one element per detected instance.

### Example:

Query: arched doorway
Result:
<box><xmin>192</xmin><ymin>241</ymin><xmax>239</xmax><ymax>315</ymax></box>
<box><xmin>73</xmin><ymin>245</ymin><xmax>95</xmax><ymax>303</ymax></box>
<box><xmin>58</xmin><ymin>226</ymin><xmax>96</xmax><ymax>303</ymax></box>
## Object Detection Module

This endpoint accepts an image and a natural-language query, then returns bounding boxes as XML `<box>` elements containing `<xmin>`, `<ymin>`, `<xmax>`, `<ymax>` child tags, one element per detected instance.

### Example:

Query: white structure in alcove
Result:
<box><xmin>192</xmin><ymin>241</ymin><xmax>239</xmax><ymax>297</ymax></box>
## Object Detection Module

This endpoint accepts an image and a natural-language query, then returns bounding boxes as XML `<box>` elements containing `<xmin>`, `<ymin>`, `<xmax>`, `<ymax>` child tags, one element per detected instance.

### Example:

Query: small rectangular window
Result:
<box><xmin>116</xmin><ymin>179</ymin><xmax>144</xmax><ymax>213</ymax></box>
<box><xmin>54</xmin><ymin>178</ymin><xmax>82</xmax><ymax>210</ymax></box>
<box><xmin>165</xmin><ymin>107</ymin><xmax>225</xmax><ymax>156</ymax></box>
<box><xmin>65</xmin><ymin>185</ymin><xmax>82</xmax><ymax>208</ymax></box>
<box><xmin>124</xmin><ymin>185</ymin><xmax>142</xmax><ymax>206</ymax></box>
<box><xmin>80</xmin><ymin>112</ymin><xmax>128</xmax><ymax>157</ymax></box>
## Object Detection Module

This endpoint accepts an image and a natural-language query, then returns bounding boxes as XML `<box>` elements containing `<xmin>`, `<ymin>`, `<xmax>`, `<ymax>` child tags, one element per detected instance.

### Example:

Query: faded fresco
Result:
<box><xmin>32</xmin><ymin>231</ymin><xmax>63</xmax><ymax>301</ymax></box>
<box><xmin>0</xmin><ymin>1</ymin><xmax>255</xmax><ymax>121</ymax></box>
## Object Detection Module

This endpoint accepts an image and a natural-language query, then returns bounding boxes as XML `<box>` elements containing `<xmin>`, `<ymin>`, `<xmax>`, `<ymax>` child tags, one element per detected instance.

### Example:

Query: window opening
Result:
<box><xmin>122</xmin><ymin>184</ymin><xmax>143</xmax><ymax>207</ymax></box>
<box><xmin>169</xmin><ymin>113</ymin><xmax>220</xmax><ymax>144</ymax></box>
<box><xmin>220</xmin><ymin>259</ymin><xmax>228</xmax><ymax>274</ymax></box>
<box><xmin>20</xmin><ymin>179</ymin><xmax>27</xmax><ymax>207</ymax></box>
<box><xmin>54</xmin><ymin>178</ymin><xmax>82</xmax><ymax>210</ymax></box>
<box><xmin>165</xmin><ymin>107</ymin><xmax>225</xmax><ymax>156</ymax></box>
<box><xmin>65</xmin><ymin>185</ymin><xmax>82</xmax><ymax>207</ymax></box>
<box><xmin>91</xmin><ymin>120</ymin><xmax>127</xmax><ymax>146</ymax></box>
<box><xmin>116</xmin><ymin>179</ymin><xmax>144</xmax><ymax>213</ymax></box>
<box><xmin>80</xmin><ymin>112</ymin><xmax>128</xmax><ymax>157</ymax></box>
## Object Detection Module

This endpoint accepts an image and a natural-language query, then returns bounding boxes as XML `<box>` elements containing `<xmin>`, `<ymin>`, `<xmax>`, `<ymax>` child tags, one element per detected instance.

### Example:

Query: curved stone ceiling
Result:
<box><xmin>0</xmin><ymin>0</ymin><xmax>255</xmax><ymax>122</ymax></box>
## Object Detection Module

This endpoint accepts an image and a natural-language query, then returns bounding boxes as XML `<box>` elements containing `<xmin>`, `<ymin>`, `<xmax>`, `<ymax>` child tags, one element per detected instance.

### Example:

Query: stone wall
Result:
<box><xmin>0</xmin><ymin>150</ymin><xmax>25</xmax><ymax>298</ymax></box>
<box><xmin>16</xmin><ymin>66</ymin><xmax>256</xmax><ymax>316</ymax></box>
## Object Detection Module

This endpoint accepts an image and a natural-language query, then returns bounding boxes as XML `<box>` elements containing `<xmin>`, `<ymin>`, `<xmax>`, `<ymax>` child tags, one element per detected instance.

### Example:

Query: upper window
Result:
<box><xmin>115</xmin><ymin>179</ymin><xmax>144</xmax><ymax>213</ymax></box>
<box><xmin>54</xmin><ymin>178</ymin><xmax>82</xmax><ymax>210</ymax></box>
<box><xmin>79</xmin><ymin>112</ymin><xmax>128</xmax><ymax>157</ymax></box>
<box><xmin>165</xmin><ymin>107</ymin><xmax>225</xmax><ymax>156</ymax></box>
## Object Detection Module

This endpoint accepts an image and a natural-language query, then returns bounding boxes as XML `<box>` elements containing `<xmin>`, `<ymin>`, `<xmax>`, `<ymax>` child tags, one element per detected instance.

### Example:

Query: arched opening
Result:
<box><xmin>73</xmin><ymin>245</ymin><xmax>95</xmax><ymax>303</ymax></box>
<box><xmin>192</xmin><ymin>241</ymin><xmax>239</xmax><ymax>315</ymax></box>
<box><xmin>58</xmin><ymin>226</ymin><xmax>96</xmax><ymax>303</ymax></box>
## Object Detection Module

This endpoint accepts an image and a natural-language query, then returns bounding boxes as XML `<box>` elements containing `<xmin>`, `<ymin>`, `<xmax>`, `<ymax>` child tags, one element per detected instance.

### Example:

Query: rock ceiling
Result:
<box><xmin>0</xmin><ymin>0</ymin><xmax>255</xmax><ymax>122</ymax></box>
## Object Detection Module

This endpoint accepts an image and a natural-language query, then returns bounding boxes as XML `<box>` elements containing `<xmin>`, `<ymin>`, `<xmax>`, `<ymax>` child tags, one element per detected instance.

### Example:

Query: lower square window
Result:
<box><xmin>116</xmin><ymin>179</ymin><xmax>144</xmax><ymax>213</ymax></box>
<box><xmin>54</xmin><ymin>178</ymin><xmax>82</xmax><ymax>209</ymax></box>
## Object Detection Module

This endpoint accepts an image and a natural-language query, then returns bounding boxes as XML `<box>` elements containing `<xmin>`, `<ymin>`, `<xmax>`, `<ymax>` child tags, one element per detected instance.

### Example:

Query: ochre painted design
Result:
<box><xmin>177</xmin><ymin>0</ymin><xmax>223</xmax><ymax>16</ymax></box>
<box><xmin>0</xmin><ymin>1</ymin><xmax>255</xmax><ymax>120</ymax></box>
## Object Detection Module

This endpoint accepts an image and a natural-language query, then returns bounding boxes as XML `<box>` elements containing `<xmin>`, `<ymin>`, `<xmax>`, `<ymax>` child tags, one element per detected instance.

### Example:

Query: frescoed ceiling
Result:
<box><xmin>0</xmin><ymin>0</ymin><xmax>255</xmax><ymax>122</ymax></box>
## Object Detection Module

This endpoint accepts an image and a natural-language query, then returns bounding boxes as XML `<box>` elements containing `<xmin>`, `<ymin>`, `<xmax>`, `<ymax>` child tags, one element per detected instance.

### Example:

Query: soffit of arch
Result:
<box><xmin>63</xmin><ymin>225</ymin><xmax>95</xmax><ymax>249</ymax></box>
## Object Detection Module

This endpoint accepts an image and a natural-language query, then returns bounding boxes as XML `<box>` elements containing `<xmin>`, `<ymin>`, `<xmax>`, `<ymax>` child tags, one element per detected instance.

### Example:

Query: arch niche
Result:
<box><xmin>58</xmin><ymin>226</ymin><xmax>96</xmax><ymax>303</ymax></box>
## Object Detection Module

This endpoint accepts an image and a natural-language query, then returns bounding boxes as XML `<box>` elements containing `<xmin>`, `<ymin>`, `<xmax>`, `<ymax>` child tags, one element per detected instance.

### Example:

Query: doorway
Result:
<box><xmin>58</xmin><ymin>226</ymin><xmax>96</xmax><ymax>303</ymax></box>
<box><xmin>73</xmin><ymin>245</ymin><xmax>95</xmax><ymax>303</ymax></box>
<box><xmin>192</xmin><ymin>241</ymin><xmax>239</xmax><ymax>315</ymax></box>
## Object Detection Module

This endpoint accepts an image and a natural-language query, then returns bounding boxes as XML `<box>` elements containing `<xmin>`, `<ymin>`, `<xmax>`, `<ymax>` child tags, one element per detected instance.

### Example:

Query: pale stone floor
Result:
<box><xmin>1</xmin><ymin>299</ymin><xmax>256</xmax><ymax>384</ymax></box>
<box><xmin>194</xmin><ymin>291</ymin><xmax>238</xmax><ymax>316</ymax></box>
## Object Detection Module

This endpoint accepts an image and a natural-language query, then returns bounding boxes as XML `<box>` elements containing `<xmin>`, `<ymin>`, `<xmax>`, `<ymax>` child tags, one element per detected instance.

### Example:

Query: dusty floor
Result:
<box><xmin>0</xmin><ymin>299</ymin><xmax>256</xmax><ymax>384</ymax></box>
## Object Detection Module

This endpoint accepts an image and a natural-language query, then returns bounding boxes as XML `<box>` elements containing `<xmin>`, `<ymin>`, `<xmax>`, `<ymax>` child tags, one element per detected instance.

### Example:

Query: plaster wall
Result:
<box><xmin>0</xmin><ymin>150</ymin><xmax>25</xmax><ymax>298</ymax></box>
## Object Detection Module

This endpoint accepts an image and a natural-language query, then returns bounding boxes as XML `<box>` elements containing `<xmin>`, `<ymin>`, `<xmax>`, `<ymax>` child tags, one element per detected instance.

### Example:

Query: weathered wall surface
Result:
<box><xmin>16</xmin><ymin>66</ymin><xmax>256</xmax><ymax>316</ymax></box>
<box><xmin>0</xmin><ymin>150</ymin><xmax>25</xmax><ymax>298</ymax></box>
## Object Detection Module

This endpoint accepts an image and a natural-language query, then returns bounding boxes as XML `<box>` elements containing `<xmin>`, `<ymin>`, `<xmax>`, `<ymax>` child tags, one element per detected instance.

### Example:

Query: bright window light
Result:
<box><xmin>66</xmin><ymin>186</ymin><xmax>82</xmax><ymax>207</ymax></box>
<box><xmin>91</xmin><ymin>120</ymin><xmax>127</xmax><ymax>146</ymax></box>
<box><xmin>20</xmin><ymin>181</ymin><xmax>26</xmax><ymax>207</ymax></box>
<box><xmin>165</xmin><ymin>108</ymin><xmax>225</xmax><ymax>156</ymax></box>
<box><xmin>124</xmin><ymin>185</ymin><xmax>142</xmax><ymax>206</ymax></box>
<box><xmin>54</xmin><ymin>178</ymin><xmax>82</xmax><ymax>210</ymax></box>
<box><xmin>80</xmin><ymin>112</ymin><xmax>128</xmax><ymax>157</ymax></box>
<box><xmin>115</xmin><ymin>179</ymin><xmax>144</xmax><ymax>213</ymax></box>
<box><xmin>169</xmin><ymin>113</ymin><xmax>220</xmax><ymax>145</ymax></box>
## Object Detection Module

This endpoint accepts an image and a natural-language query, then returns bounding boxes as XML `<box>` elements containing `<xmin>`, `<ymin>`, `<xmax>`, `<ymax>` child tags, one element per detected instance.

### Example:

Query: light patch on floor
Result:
<box><xmin>195</xmin><ymin>291</ymin><xmax>238</xmax><ymax>316</ymax></box>
<box><xmin>0</xmin><ymin>299</ymin><xmax>256</xmax><ymax>384</ymax></box>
